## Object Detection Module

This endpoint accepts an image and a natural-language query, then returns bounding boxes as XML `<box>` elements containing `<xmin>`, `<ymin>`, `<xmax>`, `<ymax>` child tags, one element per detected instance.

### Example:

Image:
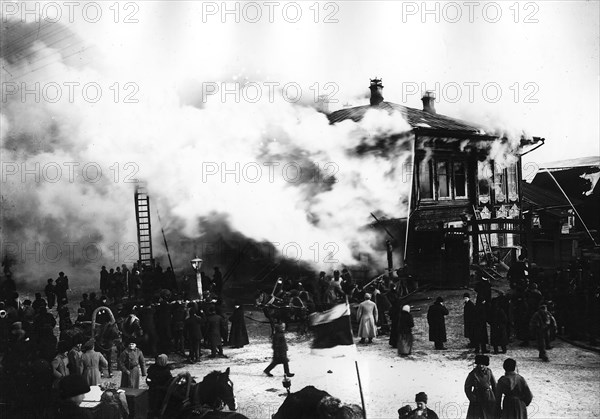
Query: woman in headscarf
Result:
<box><xmin>81</xmin><ymin>339</ymin><xmax>108</xmax><ymax>386</ymax></box>
<box><xmin>397</xmin><ymin>305</ymin><xmax>414</xmax><ymax>356</ymax></box>
<box><xmin>146</xmin><ymin>354</ymin><xmax>173</xmax><ymax>415</ymax></box>
<box><xmin>464</xmin><ymin>354</ymin><xmax>497</xmax><ymax>419</ymax></box>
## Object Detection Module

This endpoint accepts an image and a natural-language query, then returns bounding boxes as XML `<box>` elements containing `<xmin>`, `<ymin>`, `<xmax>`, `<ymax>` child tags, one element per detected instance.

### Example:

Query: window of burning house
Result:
<box><xmin>419</xmin><ymin>158</ymin><xmax>468</xmax><ymax>201</ymax></box>
<box><xmin>437</xmin><ymin>161</ymin><xmax>451</xmax><ymax>198</ymax></box>
<box><xmin>454</xmin><ymin>161</ymin><xmax>467</xmax><ymax>198</ymax></box>
<box><xmin>494</xmin><ymin>163</ymin><xmax>506</xmax><ymax>203</ymax></box>
<box><xmin>477</xmin><ymin>161</ymin><xmax>492</xmax><ymax>204</ymax></box>
<box><xmin>418</xmin><ymin>159</ymin><xmax>434</xmax><ymax>199</ymax></box>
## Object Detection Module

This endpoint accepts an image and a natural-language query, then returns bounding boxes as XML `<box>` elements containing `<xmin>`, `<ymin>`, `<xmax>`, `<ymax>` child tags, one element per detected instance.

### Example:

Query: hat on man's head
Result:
<box><xmin>503</xmin><ymin>358</ymin><xmax>517</xmax><ymax>372</ymax></box>
<box><xmin>475</xmin><ymin>354</ymin><xmax>489</xmax><ymax>366</ymax></box>
<box><xmin>415</xmin><ymin>392</ymin><xmax>428</xmax><ymax>403</ymax></box>
<box><xmin>463</xmin><ymin>292</ymin><xmax>470</xmax><ymax>298</ymax></box>
<box><xmin>59</xmin><ymin>374</ymin><xmax>90</xmax><ymax>399</ymax></box>
<box><xmin>435</xmin><ymin>297</ymin><xmax>444</xmax><ymax>303</ymax></box>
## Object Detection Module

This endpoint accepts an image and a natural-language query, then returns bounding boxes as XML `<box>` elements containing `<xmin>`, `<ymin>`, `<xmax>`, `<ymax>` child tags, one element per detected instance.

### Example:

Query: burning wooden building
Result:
<box><xmin>328</xmin><ymin>79</ymin><xmax>544</xmax><ymax>286</ymax></box>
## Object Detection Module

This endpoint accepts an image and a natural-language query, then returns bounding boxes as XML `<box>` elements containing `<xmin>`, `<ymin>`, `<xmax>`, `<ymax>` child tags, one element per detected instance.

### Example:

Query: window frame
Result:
<box><xmin>417</xmin><ymin>156</ymin><xmax>470</xmax><ymax>202</ymax></box>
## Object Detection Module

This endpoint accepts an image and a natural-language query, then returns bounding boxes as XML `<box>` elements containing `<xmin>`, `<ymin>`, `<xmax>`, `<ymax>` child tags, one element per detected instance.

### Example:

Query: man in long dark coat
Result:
<box><xmin>490</xmin><ymin>297</ymin><xmax>509</xmax><ymax>354</ymax></box>
<box><xmin>475</xmin><ymin>277</ymin><xmax>492</xmax><ymax>306</ymax></box>
<box><xmin>427</xmin><ymin>297</ymin><xmax>449</xmax><ymax>350</ymax></box>
<box><xmin>495</xmin><ymin>358</ymin><xmax>533</xmax><ymax>419</ymax></box>
<box><xmin>463</xmin><ymin>293</ymin><xmax>476</xmax><ymax>348</ymax></box>
<box><xmin>185</xmin><ymin>307</ymin><xmax>204</xmax><ymax>362</ymax></box>
<box><xmin>465</xmin><ymin>354</ymin><xmax>496</xmax><ymax>419</ymax></box>
<box><xmin>118</xmin><ymin>341</ymin><xmax>146</xmax><ymax>388</ymax></box>
<box><xmin>206</xmin><ymin>306</ymin><xmax>228</xmax><ymax>358</ymax></box>
<box><xmin>473</xmin><ymin>300</ymin><xmax>489</xmax><ymax>353</ymax></box>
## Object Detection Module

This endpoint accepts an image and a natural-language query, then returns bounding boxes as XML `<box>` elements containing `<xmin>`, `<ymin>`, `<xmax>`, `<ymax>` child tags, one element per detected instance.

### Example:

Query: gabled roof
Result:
<box><xmin>328</xmin><ymin>101</ymin><xmax>486</xmax><ymax>134</ymax></box>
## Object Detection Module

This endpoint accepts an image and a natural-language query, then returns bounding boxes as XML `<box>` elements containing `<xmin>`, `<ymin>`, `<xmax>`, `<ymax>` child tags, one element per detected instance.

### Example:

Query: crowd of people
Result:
<box><xmin>0</xmin><ymin>262</ymin><xmax>247</xmax><ymax>418</ymax></box>
<box><xmin>0</xmin><ymin>252</ymin><xmax>597</xmax><ymax>418</ymax></box>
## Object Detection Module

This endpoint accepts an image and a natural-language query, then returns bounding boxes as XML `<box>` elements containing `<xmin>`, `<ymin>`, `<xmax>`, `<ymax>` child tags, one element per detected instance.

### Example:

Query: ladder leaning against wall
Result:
<box><xmin>134</xmin><ymin>183</ymin><xmax>154</xmax><ymax>269</ymax></box>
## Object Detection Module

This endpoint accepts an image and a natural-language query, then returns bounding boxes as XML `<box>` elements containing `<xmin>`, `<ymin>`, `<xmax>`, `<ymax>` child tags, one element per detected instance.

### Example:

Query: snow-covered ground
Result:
<box><xmin>139</xmin><ymin>288</ymin><xmax>600</xmax><ymax>419</ymax></box>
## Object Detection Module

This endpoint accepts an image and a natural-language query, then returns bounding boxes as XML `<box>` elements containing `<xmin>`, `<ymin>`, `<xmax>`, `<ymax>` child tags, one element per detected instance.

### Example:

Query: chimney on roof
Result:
<box><xmin>369</xmin><ymin>78</ymin><xmax>384</xmax><ymax>106</ymax></box>
<box><xmin>421</xmin><ymin>90</ymin><xmax>436</xmax><ymax>114</ymax></box>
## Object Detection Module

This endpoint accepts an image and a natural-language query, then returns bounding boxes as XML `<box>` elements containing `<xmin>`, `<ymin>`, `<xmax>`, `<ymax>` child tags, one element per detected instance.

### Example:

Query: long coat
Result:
<box><xmin>118</xmin><ymin>347</ymin><xmax>146</xmax><ymax>388</ymax></box>
<box><xmin>495</xmin><ymin>372</ymin><xmax>533</xmax><ymax>419</ymax></box>
<box><xmin>206</xmin><ymin>314</ymin><xmax>228</xmax><ymax>349</ymax></box>
<box><xmin>490</xmin><ymin>306</ymin><xmax>509</xmax><ymax>347</ymax></box>
<box><xmin>427</xmin><ymin>302</ymin><xmax>449</xmax><ymax>342</ymax></box>
<box><xmin>357</xmin><ymin>300</ymin><xmax>378</xmax><ymax>339</ymax></box>
<box><xmin>397</xmin><ymin>311</ymin><xmax>414</xmax><ymax>356</ymax></box>
<box><xmin>67</xmin><ymin>347</ymin><xmax>83</xmax><ymax>375</ymax></box>
<box><xmin>464</xmin><ymin>300</ymin><xmax>476</xmax><ymax>339</ymax></box>
<box><xmin>81</xmin><ymin>349</ymin><xmax>108</xmax><ymax>386</ymax></box>
<box><xmin>465</xmin><ymin>367</ymin><xmax>497</xmax><ymax>419</ymax></box>
<box><xmin>271</xmin><ymin>329</ymin><xmax>289</xmax><ymax>364</ymax></box>
<box><xmin>473</xmin><ymin>302</ymin><xmax>489</xmax><ymax>345</ymax></box>
<box><xmin>228</xmin><ymin>306</ymin><xmax>249</xmax><ymax>347</ymax></box>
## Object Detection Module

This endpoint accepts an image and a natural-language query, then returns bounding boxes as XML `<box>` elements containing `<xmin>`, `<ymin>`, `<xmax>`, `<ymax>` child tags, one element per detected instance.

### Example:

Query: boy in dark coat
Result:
<box><xmin>264</xmin><ymin>323</ymin><xmax>294</xmax><ymax>377</ymax></box>
<box><xmin>427</xmin><ymin>297</ymin><xmax>449</xmax><ymax>350</ymax></box>
<box><xmin>464</xmin><ymin>355</ymin><xmax>496</xmax><ymax>419</ymax></box>
<box><xmin>410</xmin><ymin>392</ymin><xmax>439</xmax><ymax>419</ymax></box>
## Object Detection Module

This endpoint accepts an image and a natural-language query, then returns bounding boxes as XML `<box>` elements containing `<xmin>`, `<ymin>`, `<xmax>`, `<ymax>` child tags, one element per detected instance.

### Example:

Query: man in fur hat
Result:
<box><xmin>495</xmin><ymin>358</ymin><xmax>533</xmax><ymax>419</ymax></box>
<box><xmin>464</xmin><ymin>355</ymin><xmax>497</xmax><ymax>419</ymax></box>
<box><xmin>56</xmin><ymin>374</ymin><xmax>93</xmax><ymax>418</ymax></box>
<box><xmin>118</xmin><ymin>341</ymin><xmax>146</xmax><ymax>389</ymax></box>
<box><xmin>411</xmin><ymin>392</ymin><xmax>439</xmax><ymax>419</ymax></box>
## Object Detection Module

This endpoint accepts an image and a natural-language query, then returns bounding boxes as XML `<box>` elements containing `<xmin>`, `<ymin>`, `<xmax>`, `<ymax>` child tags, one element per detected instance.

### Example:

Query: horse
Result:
<box><xmin>272</xmin><ymin>385</ymin><xmax>364</xmax><ymax>419</ymax></box>
<box><xmin>255</xmin><ymin>291</ymin><xmax>308</xmax><ymax>335</ymax></box>
<box><xmin>157</xmin><ymin>368</ymin><xmax>247</xmax><ymax>419</ymax></box>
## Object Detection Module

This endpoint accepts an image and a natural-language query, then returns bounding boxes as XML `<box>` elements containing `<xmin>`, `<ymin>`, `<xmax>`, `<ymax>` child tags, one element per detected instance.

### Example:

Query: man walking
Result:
<box><xmin>529</xmin><ymin>304</ymin><xmax>556</xmax><ymax>362</ymax></box>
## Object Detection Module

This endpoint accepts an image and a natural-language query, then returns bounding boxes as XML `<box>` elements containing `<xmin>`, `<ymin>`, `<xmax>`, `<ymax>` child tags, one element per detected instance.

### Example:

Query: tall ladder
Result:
<box><xmin>472</xmin><ymin>205</ymin><xmax>494</xmax><ymax>264</ymax></box>
<box><xmin>134</xmin><ymin>183</ymin><xmax>154</xmax><ymax>269</ymax></box>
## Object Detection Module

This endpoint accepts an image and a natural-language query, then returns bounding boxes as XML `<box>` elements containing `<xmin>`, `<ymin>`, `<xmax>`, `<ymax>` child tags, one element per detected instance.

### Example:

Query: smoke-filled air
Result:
<box><xmin>1</xmin><ymin>21</ymin><xmax>416</xmax><ymax>286</ymax></box>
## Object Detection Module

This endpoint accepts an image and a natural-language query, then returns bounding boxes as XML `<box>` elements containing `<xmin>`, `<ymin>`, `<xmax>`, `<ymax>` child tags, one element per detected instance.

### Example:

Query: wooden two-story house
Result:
<box><xmin>328</xmin><ymin>79</ymin><xmax>544</xmax><ymax>286</ymax></box>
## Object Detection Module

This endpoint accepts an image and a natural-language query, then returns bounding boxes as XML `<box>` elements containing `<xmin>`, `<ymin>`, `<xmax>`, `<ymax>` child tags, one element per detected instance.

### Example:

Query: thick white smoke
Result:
<box><xmin>1</xmin><ymin>21</ymin><xmax>414</xmax><ymax>286</ymax></box>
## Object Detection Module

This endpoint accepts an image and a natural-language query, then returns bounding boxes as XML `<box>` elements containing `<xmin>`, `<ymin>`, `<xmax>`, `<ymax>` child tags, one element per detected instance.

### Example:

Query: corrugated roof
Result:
<box><xmin>328</xmin><ymin>102</ymin><xmax>486</xmax><ymax>134</ymax></box>
<box><xmin>540</xmin><ymin>156</ymin><xmax>600</xmax><ymax>170</ymax></box>
<box><xmin>521</xmin><ymin>182</ymin><xmax>582</xmax><ymax>211</ymax></box>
